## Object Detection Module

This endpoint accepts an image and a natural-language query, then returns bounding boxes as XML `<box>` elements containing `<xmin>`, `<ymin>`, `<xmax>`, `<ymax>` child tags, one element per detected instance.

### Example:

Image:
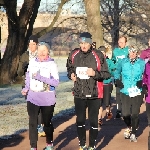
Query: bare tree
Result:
<box><xmin>84</xmin><ymin>0</ymin><xmax>103</xmax><ymax>48</ymax></box>
<box><xmin>0</xmin><ymin>0</ymin><xmax>69</xmax><ymax>84</ymax></box>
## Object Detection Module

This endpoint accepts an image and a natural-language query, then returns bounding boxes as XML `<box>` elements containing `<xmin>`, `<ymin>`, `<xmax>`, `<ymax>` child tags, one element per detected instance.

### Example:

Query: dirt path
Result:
<box><xmin>0</xmin><ymin>100</ymin><xmax>149</xmax><ymax>150</ymax></box>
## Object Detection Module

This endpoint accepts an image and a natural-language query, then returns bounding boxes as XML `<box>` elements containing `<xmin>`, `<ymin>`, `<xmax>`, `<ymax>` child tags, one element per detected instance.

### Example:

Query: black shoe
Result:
<box><xmin>116</xmin><ymin>111</ymin><xmax>121</xmax><ymax>119</ymax></box>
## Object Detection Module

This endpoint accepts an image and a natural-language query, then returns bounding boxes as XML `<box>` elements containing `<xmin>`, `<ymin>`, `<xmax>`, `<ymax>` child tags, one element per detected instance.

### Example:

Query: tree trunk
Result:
<box><xmin>84</xmin><ymin>0</ymin><xmax>103</xmax><ymax>48</ymax></box>
<box><xmin>113</xmin><ymin>0</ymin><xmax>120</xmax><ymax>48</ymax></box>
<box><xmin>22</xmin><ymin>0</ymin><xmax>41</xmax><ymax>54</ymax></box>
<box><xmin>0</xmin><ymin>0</ymin><xmax>37</xmax><ymax>84</ymax></box>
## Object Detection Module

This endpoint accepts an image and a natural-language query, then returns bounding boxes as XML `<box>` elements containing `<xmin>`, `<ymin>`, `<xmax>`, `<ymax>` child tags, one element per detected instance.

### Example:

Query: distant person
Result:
<box><xmin>112</xmin><ymin>36</ymin><xmax>129</xmax><ymax>119</ymax></box>
<box><xmin>142</xmin><ymin>59</ymin><xmax>150</xmax><ymax>149</ymax></box>
<box><xmin>17</xmin><ymin>35</ymin><xmax>46</xmax><ymax>137</ymax></box>
<box><xmin>66</xmin><ymin>32</ymin><xmax>110</xmax><ymax>150</ymax></box>
<box><xmin>114</xmin><ymin>46</ymin><xmax>145</xmax><ymax>142</ymax></box>
<box><xmin>17</xmin><ymin>35</ymin><xmax>38</xmax><ymax>79</ymax></box>
<box><xmin>21</xmin><ymin>42</ymin><xmax>59</xmax><ymax>150</ymax></box>
<box><xmin>140</xmin><ymin>37</ymin><xmax>150</xmax><ymax>62</ymax></box>
<box><xmin>97</xmin><ymin>46</ymin><xmax>115</xmax><ymax>126</ymax></box>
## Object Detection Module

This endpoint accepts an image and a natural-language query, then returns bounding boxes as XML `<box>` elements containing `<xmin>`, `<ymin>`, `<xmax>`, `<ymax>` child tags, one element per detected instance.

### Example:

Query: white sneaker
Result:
<box><xmin>124</xmin><ymin>128</ymin><xmax>131</xmax><ymax>139</ymax></box>
<box><xmin>130</xmin><ymin>134</ymin><xmax>137</xmax><ymax>142</ymax></box>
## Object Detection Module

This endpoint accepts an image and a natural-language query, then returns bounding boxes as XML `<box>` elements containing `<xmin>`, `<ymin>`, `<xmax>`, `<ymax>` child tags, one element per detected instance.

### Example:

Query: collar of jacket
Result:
<box><xmin>129</xmin><ymin>56</ymin><xmax>138</xmax><ymax>64</ymax></box>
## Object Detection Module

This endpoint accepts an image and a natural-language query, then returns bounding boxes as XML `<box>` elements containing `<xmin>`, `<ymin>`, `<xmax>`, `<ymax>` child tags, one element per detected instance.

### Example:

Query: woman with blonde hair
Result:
<box><xmin>21</xmin><ymin>42</ymin><xmax>59</xmax><ymax>150</ymax></box>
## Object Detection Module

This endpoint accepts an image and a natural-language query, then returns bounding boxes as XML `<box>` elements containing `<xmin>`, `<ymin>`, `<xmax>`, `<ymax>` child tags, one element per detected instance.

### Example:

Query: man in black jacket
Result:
<box><xmin>66</xmin><ymin>32</ymin><xmax>110</xmax><ymax>150</ymax></box>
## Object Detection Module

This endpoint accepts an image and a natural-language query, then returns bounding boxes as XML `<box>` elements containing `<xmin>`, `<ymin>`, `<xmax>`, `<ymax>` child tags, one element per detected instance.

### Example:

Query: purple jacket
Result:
<box><xmin>22</xmin><ymin>57</ymin><xmax>59</xmax><ymax>106</ymax></box>
<box><xmin>143</xmin><ymin>62</ymin><xmax>150</xmax><ymax>103</ymax></box>
<box><xmin>140</xmin><ymin>48</ymin><xmax>150</xmax><ymax>60</ymax></box>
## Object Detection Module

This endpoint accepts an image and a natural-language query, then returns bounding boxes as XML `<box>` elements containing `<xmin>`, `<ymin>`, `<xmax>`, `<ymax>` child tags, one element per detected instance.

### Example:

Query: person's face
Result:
<box><xmin>129</xmin><ymin>51</ymin><xmax>137</xmax><ymax>59</ymax></box>
<box><xmin>79</xmin><ymin>42</ymin><xmax>91</xmax><ymax>52</ymax></box>
<box><xmin>118</xmin><ymin>37</ymin><xmax>126</xmax><ymax>49</ymax></box>
<box><xmin>37</xmin><ymin>45</ymin><xmax>49</xmax><ymax>61</ymax></box>
<box><xmin>148</xmin><ymin>39</ymin><xmax>150</xmax><ymax>47</ymax></box>
<box><xmin>28</xmin><ymin>42</ymin><xmax>37</xmax><ymax>53</ymax></box>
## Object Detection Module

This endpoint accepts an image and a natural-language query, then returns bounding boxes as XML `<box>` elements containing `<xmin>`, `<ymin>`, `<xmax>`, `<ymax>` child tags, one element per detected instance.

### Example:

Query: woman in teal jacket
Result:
<box><xmin>98</xmin><ymin>46</ymin><xmax>115</xmax><ymax>126</ymax></box>
<box><xmin>114</xmin><ymin>46</ymin><xmax>145</xmax><ymax>142</ymax></box>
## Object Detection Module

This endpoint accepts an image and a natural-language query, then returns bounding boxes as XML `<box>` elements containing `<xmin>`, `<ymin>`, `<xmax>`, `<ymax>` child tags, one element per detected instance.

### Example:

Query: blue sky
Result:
<box><xmin>17</xmin><ymin>0</ymin><xmax>83</xmax><ymax>13</ymax></box>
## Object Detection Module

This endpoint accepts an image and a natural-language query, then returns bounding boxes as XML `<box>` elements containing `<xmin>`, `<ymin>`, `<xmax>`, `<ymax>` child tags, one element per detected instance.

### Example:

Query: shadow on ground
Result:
<box><xmin>0</xmin><ymin>129</ymin><xmax>27</xmax><ymax>150</ymax></box>
<box><xmin>96</xmin><ymin>99</ymin><xmax>147</xmax><ymax>149</ymax></box>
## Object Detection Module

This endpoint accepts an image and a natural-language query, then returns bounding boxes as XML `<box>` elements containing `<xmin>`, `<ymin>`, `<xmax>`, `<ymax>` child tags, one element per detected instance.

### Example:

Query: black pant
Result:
<box><xmin>74</xmin><ymin>97</ymin><xmax>100</xmax><ymax>147</ymax></box>
<box><xmin>121</xmin><ymin>93</ymin><xmax>143</xmax><ymax>134</ymax></box>
<box><xmin>146</xmin><ymin>102</ymin><xmax>150</xmax><ymax>126</ymax></box>
<box><xmin>116</xmin><ymin>87</ymin><xmax>122</xmax><ymax>111</ymax></box>
<box><xmin>102</xmin><ymin>84</ymin><xmax>112</xmax><ymax>107</ymax></box>
<box><xmin>27</xmin><ymin>101</ymin><xmax>55</xmax><ymax>148</ymax></box>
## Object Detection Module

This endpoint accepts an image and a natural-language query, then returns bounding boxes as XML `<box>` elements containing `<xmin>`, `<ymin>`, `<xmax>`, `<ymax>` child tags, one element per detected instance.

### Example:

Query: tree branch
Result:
<box><xmin>36</xmin><ymin>0</ymin><xmax>69</xmax><ymax>37</ymax></box>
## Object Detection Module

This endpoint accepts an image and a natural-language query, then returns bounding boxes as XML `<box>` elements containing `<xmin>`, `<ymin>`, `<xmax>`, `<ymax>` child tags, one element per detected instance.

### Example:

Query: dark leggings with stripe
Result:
<box><xmin>74</xmin><ymin>98</ymin><xmax>100</xmax><ymax>147</ymax></box>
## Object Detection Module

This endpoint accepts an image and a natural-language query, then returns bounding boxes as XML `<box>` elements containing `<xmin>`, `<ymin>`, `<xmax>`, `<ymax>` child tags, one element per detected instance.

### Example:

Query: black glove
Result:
<box><xmin>115</xmin><ymin>79</ymin><xmax>124</xmax><ymax>88</ymax></box>
<box><xmin>142</xmin><ymin>84</ymin><xmax>148</xmax><ymax>97</ymax></box>
<box><xmin>136</xmin><ymin>80</ymin><xmax>143</xmax><ymax>88</ymax></box>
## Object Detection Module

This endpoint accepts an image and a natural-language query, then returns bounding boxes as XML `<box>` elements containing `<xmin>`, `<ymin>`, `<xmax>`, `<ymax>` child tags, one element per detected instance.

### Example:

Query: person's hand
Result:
<box><xmin>21</xmin><ymin>89</ymin><xmax>28</xmax><ymax>95</ymax></box>
<box><xmin>32</xmin><ymin>73</ymin><xmax>37</xmax><ymax>78</ymax></box>
<box><xmin>71</xmin><ymin>73</ymin><xmax>76</xmax><ymax>81</ymax></box>
<box><xmin>87</xmin><ymin>68</ymin><xmax>95</xmax><ymax>77</ymax></box>
<box><xmin>32</xmin><ymin>70</ymin><xmax>40</xmax><ymax>79</ymax></box>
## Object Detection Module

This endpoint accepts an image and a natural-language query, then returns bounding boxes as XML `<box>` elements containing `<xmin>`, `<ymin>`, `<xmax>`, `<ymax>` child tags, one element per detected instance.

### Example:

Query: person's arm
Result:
<box><xmin>17</xmin><ymin>53</ymin><xmax>28</xmax><ymax>77</ymax></box>
<box><xmin>66</xmin><ymin>51</ymin><xmax>76</xmax><ymax>80</ymax></box>
<box><xmin>111</xmin><ymin>49</ymin><xmax>116</xmax><ymax>64</ymax></box>
<box><xmin>143</xmin><ymin>65</ymin><xmax>148</xmax><ymax>85</ymax></box>
<box><xmin>21</xmin><ymin>71</ymin><xmax>30</xmax><ymax>94</ymax></box>
<box><xmin>114</xmin><ymin>60</ymin><xmax>122</xmax><ymax>80</ymax></box>
<box><xmin>93</xmin><ymin>51</ymin><xmax>111</xmax><ymax>80</ymax></box>
<box><xmin>140</xmin><ymin>50</ymin><xmax>146</xmax><ymax>60</ymax></box>
<box><xmin>109</xmin><ymin>59</ymin><xmax>115</xmax><ymax>76</ymax></box>
<box><xmin>33</xmin><ymin>62</ymin><xmax>59</xmax><ymax>87</ymax></box>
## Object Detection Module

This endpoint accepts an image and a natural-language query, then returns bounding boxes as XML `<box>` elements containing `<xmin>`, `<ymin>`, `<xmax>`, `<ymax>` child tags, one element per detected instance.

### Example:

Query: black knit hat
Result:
<box><xmin>98</xmin><ymin>46</ymin><xmax>107</xmax><ymax>52</ymax></box>
<box><xmin>29</xmin><ymin>35</ymin><xmax>38</xmax><ymax>44</ymax></box>
<box><xmin>79</xmin><ymin>32</ymin><xmax>92</xmax><ymax>44</ymax></box>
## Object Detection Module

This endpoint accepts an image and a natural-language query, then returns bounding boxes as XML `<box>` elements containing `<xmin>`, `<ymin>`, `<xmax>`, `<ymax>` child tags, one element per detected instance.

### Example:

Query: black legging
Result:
<box><xmin>121</xmin><ymin>93</ymin><xmax>143</xmax><ymax>134</ymax></box>
<box><xmin>74</xmin><ymin>97</ymin><xmax>100</xmax><ymax>147</ymax></box>
<box><xmin>116</xmin><ymin>87</ymin><xmax>122</xmax><ymax>111</ymax></box>
<box><xmin>27</xmin><ymin>101</ymin><xmax>55</xmax><ymax>148</ymax></box>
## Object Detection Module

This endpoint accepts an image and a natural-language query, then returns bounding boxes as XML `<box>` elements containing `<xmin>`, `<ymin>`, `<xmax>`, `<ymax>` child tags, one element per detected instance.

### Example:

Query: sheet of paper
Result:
<box><xmin>76</xmin><ymin>67</ymin><xmax>90</xmax><ymax>79</ymax></box>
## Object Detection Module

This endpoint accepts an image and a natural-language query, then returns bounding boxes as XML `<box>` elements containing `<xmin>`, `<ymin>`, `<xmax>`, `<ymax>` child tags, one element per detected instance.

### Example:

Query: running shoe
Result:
<box><xmin>44</xmin><ymin>144</ymin><xmax>54</xmax><ymax>150</ymax></box>
<box><xmin>124</xmin><ymin>127</ymin><xmax>131</xmax><ymax>139</ymax></box>
<box><xmin>79</xmin><ymin>145</ymin><xmax>87</xmax><ymax>150</ymax></box>
<box><xmin>87</xmin><ymin>147</ymin><xmax>95</xmax><ymax>150</ymax></box>
<box><xmin>130</xmin><ymin>134</ymin><xmax>137</xmax><ymax>142</ymax></box>
<box><xmin>38</xmin><ymin>125</ymin><xmax>46</xmax><ymax>137</ymax></box>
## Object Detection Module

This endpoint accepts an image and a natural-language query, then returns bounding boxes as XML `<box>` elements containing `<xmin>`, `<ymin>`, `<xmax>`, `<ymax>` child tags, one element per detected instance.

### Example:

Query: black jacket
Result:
<box><xmin>66</xmin><ymin>48</ymin><xmax>111</xmax><ymax>99</ymax></box>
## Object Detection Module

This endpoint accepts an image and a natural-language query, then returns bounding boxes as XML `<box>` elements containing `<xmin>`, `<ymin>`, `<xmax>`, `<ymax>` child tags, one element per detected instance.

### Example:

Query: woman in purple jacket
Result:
<box><xmin>21</xmin><ymin>42</ymin><xmax>59</xmax><ymax>150</ymax></box>
<box><xmin>142</xmin><ymin>60</ymin><xmax>150</xmax><ymax>149</ymax></box>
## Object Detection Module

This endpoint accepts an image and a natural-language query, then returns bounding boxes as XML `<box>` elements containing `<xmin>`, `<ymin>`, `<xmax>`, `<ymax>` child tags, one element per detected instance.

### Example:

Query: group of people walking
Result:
<box><xmin>18</xmin><ymin>32</ymin><xmax>150</xmax><ymax>150</ymax></box>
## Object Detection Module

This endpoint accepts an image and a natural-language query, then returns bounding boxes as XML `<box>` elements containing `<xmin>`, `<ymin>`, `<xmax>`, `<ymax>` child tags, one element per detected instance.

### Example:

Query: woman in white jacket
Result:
<box><xmin>21</xmin><ymin>42</ymin><xmax>59</xmax><ymax>150</ymax></box>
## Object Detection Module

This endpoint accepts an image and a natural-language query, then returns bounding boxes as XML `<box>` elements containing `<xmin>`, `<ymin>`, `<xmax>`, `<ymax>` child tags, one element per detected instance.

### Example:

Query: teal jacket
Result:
<box><xmin>112</xmin><ymin>46</ymin><xmax>129</xmax><ymax>68</ymax></box>
<box><xmin>103</xmin><ymin>57</ymin><xmax>115</xmax><ymax>84</ymax></box>
<box><xmin>114</xmin><ymin>57</ymin><xmax>145</xmax><ymax>95</ymax></box>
